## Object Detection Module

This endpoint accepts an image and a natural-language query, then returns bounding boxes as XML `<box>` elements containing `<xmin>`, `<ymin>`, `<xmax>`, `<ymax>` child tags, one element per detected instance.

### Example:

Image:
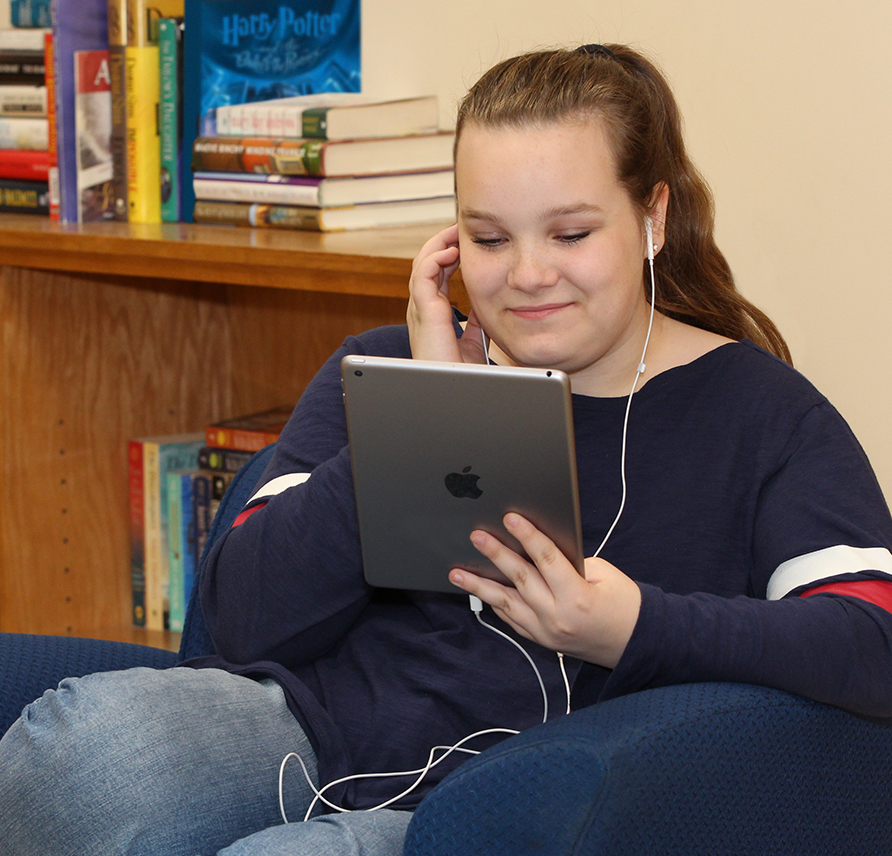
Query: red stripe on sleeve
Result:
<box><xmin>801</xmin><ymin>579</ymin><xmax>892</xmax><ymax>614</ymax></box>
<box><xmin>232</xmin><ymin>502</ymin><xmax>268</xmax><ymax>528</ymax></box>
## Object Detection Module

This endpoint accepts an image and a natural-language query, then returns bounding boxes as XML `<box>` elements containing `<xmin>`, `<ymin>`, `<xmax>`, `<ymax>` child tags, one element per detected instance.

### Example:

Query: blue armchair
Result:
<box><xmin>3</xmin><ymin>443</ymin><xmax>891</xmax><ymax>855</ymax></box>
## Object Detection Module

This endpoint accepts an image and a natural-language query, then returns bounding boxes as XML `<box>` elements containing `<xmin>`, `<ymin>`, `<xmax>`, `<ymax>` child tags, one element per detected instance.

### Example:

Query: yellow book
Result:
<box><xmin>124</xmin><ymin>44</ymin><xmax>160</xmax><ymax>223</ymax></box>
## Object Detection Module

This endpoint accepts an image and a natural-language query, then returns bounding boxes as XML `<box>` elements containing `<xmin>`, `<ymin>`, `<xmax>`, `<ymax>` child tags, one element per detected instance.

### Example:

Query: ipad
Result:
<box><xmin>341</xmin><ymin>355</ymin><xmax>584</xmax><ymax>594</ymax></box>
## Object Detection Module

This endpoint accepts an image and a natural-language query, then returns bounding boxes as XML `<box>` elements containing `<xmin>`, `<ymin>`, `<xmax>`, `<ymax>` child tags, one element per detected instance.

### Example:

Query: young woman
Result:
<box><xmin>2</xmin><ymin>44</ymin><xmax>891</xmax><ymax>856</ymax></box>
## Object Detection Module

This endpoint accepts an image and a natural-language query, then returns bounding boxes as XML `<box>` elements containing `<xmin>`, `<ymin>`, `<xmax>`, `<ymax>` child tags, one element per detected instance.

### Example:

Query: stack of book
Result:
<box><xmin>129</xmin><ymin>405</ymin><xmax>291</xmax><ymax>632</ymax></box>
<box><xmin>190</xmin><ymin>93</ymin><xmax>456</xmax><ymax>231</ymax></box>
<box><xmin>0</xmin><ymin>0</ymin><xmax>50</xmax><ymax>214</ymax></box>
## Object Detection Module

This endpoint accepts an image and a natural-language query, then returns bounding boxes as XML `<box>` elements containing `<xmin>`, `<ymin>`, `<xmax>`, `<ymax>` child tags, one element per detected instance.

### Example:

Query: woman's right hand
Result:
<box><xmin>407</xmin><ymin>224</ymin><xmax>487</xmax><ymax>364</ymax></box>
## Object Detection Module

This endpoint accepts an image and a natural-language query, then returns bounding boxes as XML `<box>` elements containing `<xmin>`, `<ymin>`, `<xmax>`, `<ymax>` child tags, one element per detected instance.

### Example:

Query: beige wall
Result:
<box><xmin>362</xmin><ymin>0</ymin><xmax>892</xmax><ymax>499</ymax></box>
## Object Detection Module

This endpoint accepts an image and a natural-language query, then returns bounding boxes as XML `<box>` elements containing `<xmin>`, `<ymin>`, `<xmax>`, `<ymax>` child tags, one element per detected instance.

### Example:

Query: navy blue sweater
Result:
<box><xmin>191</xmin><ymin>325</ymin><xmax>892</xmax><ymax>811</ymax></box>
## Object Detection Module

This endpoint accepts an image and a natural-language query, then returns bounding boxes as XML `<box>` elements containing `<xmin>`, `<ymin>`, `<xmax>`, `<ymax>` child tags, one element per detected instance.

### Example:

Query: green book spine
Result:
<box><xmin>158</xmin><ymin>17</ymin><xmax>183</xmax><ymax>222</ymax></box>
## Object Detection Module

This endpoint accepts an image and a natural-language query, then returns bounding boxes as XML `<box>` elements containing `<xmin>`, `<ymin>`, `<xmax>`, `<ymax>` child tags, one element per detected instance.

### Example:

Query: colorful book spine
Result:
<box><xmin>124</xmin><ymin>44</ymin><xmax>159</xmax><ymax>222</ymax></box>
<box><xmin>11</xmin><ymin>0</ymin><xmax>51</xmax><ymax>27</ymax></box>
<box><xmin>157</xmin><ymin>17</ymin><xmax>183</xmax><ymax>221</ymax></box>
<box><xmin>0</xmin><ymin>176</ymin><xmax>48</xmax><ymax>213</ymax></box>
<box><xmin>0</xmin><ymin>115</ymin><xmax>47</xmax><ymax>149</ymax></box>
<box><xmin>167</xmin><ymin>469</ymin><xmax>200</xmax><ymax>632</ymax></box>
<box><xmin>0</xmin><ymin>85</ymin><xmax>47</xmax><ymax>117</ymax></box>
<box><xmin>139</xmin><ymin>433</ymin><xmax>204</xmax><ymax>630</ymax></box>
<box><xmin>107</xmin><ymin>0</ymin><xmax>128</xmax><ymax>219</ymax></box>
<box><xmin>50</xmin><ymin>0</ymin><xmax>109</xmax><ymax>223</ymax></box>
<box><xmin>73</xmin><ymin>48</ymin><xmax>115</xmax><ymax>222</ymax></box>
<box><xmin>0</xmin><ymin>148</ymin><xmax>50</xmax><ymax>180</ymax></box>
<box><xmin>128</xmin><ymin>439</ymin><xmax>146</xmax><ymax>626</ymax></box>
<box><xmin>43</xmin><ymin>31</ymin><xmax>57</xmax><ymax>218</ymax></box>
<box><xmin>0</xmin><ymin>48</ymin><xmax>45</xmax><ymax>83</ymax></box>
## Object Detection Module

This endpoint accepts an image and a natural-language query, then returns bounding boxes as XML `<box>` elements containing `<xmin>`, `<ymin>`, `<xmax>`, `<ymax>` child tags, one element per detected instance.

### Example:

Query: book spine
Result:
<box><xmin>0</xmin><ymin>85</ymin><xmax>47</xmax><ymax>117</ymax></box>
<box><xmin>193</xmin><ymin>199</ymin><xmax>325</xmax><ymax>231</ymax></box>
<box><xmin>124</xmin><ymin>44</ymin><xmax>160</xmax><ymax>222</ymax></box>
<box><xmin>205</xmin><ymin>424</ymin><xmax>282</xmax><ymax>452</ymax></box>
<box><xmin>166</xmin><ymin>471</ymin><xmax>186</xmax><ymax>631</ymax></box>
<box><xmin>0</xmin><ymin>148</ymin><xmax>50</xmax><ymax>180</ymax></box>
<box><xmin>0</xmin><ymin>176</ymin><xmax>48</xmax><ymax>213</ymax></box>
<box><xmin>191</xmin><ymin>137</ymin><xmax>321</xmax><ymax>176</ymax></box>
<box><xmin>0</xmin><ymin>116</ymin><xmax>47</xmax><ymax>149</ymax></box>
<box><xmin>157</xmin><ymin>17</ymin><xmax>182</xmax><ymax>222</ymax></box>
<box><xmin>128</xmin><ymin>439</ymin><xmax>146</xmax><ymax>626</ymax></box>
<box><xmin>193</xmin><ymin>175</ymin><xmax>321</xmax><ymax>207</ymax></box>
<box><xmin>192</xmin><ymin>471</ymin><xmax>211</xmax><ymax>569</ymax></box>
<box><xmin>107</xmin><ymin>0</ymin><xmax>128</xmax><ymax>220</ymax></box>
<box><xmin>197</xmin><ymin>445</ymin><xmax>253</xmax><ymax>473</ymax></box>
<box><xmin>0</xmin><ymin>48</ymin><xmax>46</xmax><ymax>83</ymax></box>
<box><xmin>180</xmin><ymin>472</ymin><xmax>198</xmax><ymax>623</ymax></box>
<box><xmin>11</xmin><ymin>0</ymin><xmax>51</xmax><ymax>27</ymax></box>
<box><xmin>43</xmin><ymin>31</ymin><xmax>57</xmax><ymax>218</ymax></box>
<box><xmin>142</xmin><ymin>440</ymin><xmax>164</xmax><ymax>630</ymax></box>
<box><xmin>73</xmin><ymin>48</ymin><xmax>114</xmax><ymax>223</ymax></box>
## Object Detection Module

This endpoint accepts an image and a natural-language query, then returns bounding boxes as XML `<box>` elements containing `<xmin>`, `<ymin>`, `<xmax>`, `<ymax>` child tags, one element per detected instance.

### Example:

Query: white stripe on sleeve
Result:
<box><xmin>766</xmin><ymin>545</ymin><xmax>892</xmax><ymax>600</ymax></box>
<box><xmin>248</xmin><ymin>472</ymin><xmax>312</xmax><ymax>505</ymax></box>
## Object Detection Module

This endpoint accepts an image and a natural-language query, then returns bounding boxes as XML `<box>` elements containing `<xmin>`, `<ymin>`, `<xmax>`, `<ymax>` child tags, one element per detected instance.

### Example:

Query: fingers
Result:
<box><xmin>407</xmin><ymin>225</ymin><xmax>464</xmax><ymax>362</ymax></box>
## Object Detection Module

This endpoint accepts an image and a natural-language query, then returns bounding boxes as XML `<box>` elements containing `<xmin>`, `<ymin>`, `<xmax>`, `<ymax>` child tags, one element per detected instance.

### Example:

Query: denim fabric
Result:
<box><xmin>0</xmin><ymin>666</ymin><xmax>406</xmax><ymax>855</ymax></box>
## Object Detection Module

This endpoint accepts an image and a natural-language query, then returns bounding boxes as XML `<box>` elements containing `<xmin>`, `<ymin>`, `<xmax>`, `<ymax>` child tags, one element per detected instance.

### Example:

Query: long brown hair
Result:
<box><xmin>455</xmin><ymin>45</ymin><xmax>792</xmax><ymax>364</ymax></box>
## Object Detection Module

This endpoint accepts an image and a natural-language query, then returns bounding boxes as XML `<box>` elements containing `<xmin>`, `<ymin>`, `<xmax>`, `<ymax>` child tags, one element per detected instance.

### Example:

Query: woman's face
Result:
<box><xmin>455</xmin><ymin>119</ymin><xmax>661</xmax><ymax>396</ymax></box>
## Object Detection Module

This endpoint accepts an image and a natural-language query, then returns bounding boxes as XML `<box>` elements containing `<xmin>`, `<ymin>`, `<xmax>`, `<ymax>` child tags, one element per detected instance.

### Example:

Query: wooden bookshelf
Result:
<box><xmin>0</xmin><ymin>215</ymin><xmax>458</xmax><ymax>648</ymax></box>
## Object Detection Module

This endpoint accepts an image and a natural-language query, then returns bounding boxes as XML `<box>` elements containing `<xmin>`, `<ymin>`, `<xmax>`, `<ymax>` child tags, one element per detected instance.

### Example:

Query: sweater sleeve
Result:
<box><xmin>595</xmin><ymin>584</ymin><xmax>892</xmax><ymax>717</ymax></box>
<box><xmin>199</xmin><ymin>326</ymin><xmax>411</xmax><ymax>666</ymax></box>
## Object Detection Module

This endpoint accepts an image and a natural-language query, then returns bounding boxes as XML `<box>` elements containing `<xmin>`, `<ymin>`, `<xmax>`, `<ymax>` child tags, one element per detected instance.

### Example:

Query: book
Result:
<box><xmin>11</xmin><ymin>0</ymin><xmax>51</xmax><ymax>27</ymax></box>
<box><xmin>0</xmin><ymin>115</ymin><xmax>46</xmax><ymax>148</ymax></box>
<box><xmin>167</xmin><ymin>468</ymin><xmax>205</xmax><ymax>631</ymax></box>
<box><xmin>192</xmin><ymin>168</ymin><xmax>455</xmax><ymax>208</ymax></box>
<box><xmin>191</xmin><ymin>470</ymin><xmax>212</xmax><ymax>570</ymax></box>
<box><xmin>0</xmin><ymin>147</ymin><xmax>49</xmax><ymax>179</ymax></box>
<box><xmin>124</xmin><ymin>43</ymin><xmax>159</xmax><ymax>221</ymax></box>
<box><xmin>124</xmin><ymin>0</ymin><xmax>183</xmax><ymax>222</ymax></box>
<box><xmin>73</xmin><ymin>48</ymin><xmax>114</xmax><ymax>221</ymax></box>
<box><xmin>157</xmin><ymin>16</ymin><xmax>183</xmax><ymax>221</ymax></box>
<box><xmin>191</xmin><ymin>131</ymin><xmax>455</xmax><ymax>178</ymax></box>
<box><xmin>0</xmin><ymin>175</ymin><xmax>48</xmax><ymax>212</ymax></box>
<box><xmin>215</xmin><ymin>93</ymin><xmax>439</xmax><ymax>141</ymax></box>
<box><xmin>181</xmin><ymin>0</ymin><xmax>361</xmax><ymax>220</ymax></box>
<box><xmin>0</xmin><ymin>47</ymin><xmax>44</xmax><ymax>83</ymax></box>
<box><xmin>193</xmin><ymin>195</ymin><xmax>456</xmax><ymax>232</ymax></box>
<box><xmin>0</xmin><ymin>27</ymin><xmax>49</xmax><ymax>51</ymax></box>
<box><xmin>107</xmin><ymin>0</ymin><xmax>127</xmax><ymax>219</ymax></box>
<box><xmin>205</xmin><ymin>404</ymin><xmax>292</xmax><ymax>452</ymax></box>
<box><xmin>127</xmin><ymin>438</ymin><xmax>146</xmax><ymax>626</ymax></box>
<box><xmin>49</xmin><ymin>0</ymin><xmax>109</xmax><ymax>223</ymax></box>
<box><xmin>43</xmin><ymin>30</ymin><xmax>56</xmax><ymax>217</ymax></box>
<box><xmin>132</xmin><ymin>432</ymin><xmax>204</xmax><ymax>630</ymax></box>
<box><xmin>0</xmin><ymin>83</ymin><xmax>46</xmax><ymax>116</ymax></box>
<box><xmin>197</xmin><ymin>445</ymin><xmax>253</xmax><ymax>473</ymax></box>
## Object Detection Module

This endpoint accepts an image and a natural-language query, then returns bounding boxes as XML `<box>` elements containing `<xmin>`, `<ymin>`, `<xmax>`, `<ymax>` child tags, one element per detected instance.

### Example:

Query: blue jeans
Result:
<box><xmin>0</xmin><ymin>667</ymin><xmax>412</xmax><ymax>855</ymax></box>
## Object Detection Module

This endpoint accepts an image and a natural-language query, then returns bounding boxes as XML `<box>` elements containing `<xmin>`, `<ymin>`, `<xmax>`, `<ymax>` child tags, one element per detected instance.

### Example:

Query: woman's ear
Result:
<box><xmin>647</xmin><ymin>182</ymin><xmax>669</xmax><ymax>254</ymax></box>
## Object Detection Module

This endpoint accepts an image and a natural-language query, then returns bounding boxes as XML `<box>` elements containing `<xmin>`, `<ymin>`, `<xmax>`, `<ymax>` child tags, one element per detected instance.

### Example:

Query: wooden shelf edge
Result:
<box><xmin>0</xmin><ymin>215</ymin><xmax>449</xmax><ymax>297</ymax></box>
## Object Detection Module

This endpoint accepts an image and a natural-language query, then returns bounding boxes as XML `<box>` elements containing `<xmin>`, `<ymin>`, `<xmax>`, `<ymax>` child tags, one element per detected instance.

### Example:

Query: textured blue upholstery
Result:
<box><xmin>404</xmin><ymin>681</ymin><xmax>892</xmax><ymax>856</ymax></box>
<box><xmin>4</xmin><ymin>441</ymin><xmax>892</xmax><ymax>854</ymax></box>
<box><xmin>0</xmin><ymin>443</ymin><xmax>275</xmax><ymax>737</ymax></box>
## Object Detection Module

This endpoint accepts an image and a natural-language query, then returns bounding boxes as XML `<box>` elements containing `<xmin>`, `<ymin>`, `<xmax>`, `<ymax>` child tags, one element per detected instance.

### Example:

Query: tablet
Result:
<box><xmin>341</xmin><ymin>355</ymin><xmax>584</xmax><ymax>594</ymax></box>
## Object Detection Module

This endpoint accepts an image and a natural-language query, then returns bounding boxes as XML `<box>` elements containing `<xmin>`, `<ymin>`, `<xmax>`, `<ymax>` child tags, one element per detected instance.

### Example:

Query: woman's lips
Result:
<box><xmin>508</xmin><ymin>303</ymin><xmax>572</xmax><ymax>320</ymax></box>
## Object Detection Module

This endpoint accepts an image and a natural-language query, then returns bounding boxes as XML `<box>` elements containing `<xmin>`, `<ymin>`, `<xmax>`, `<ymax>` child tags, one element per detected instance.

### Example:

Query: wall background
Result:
<box><xmin>359</xmin><ymin>0</ymin><xmax>892</xmax><ymax>498</ymax></box>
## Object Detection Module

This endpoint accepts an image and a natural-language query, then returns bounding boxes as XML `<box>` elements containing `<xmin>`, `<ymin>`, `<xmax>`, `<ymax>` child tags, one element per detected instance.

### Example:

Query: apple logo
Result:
<box><xmin>444</xmin><ymin>465</ymin><xmax>483</xmax><ymax>499</ymax></box>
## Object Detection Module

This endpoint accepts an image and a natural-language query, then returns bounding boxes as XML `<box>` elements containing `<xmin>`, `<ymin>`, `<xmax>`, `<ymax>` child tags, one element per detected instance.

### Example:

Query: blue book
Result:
<box><xmin>181</xmin><ymin>0</ymin><xmax>360</xmax><ymax>221</ymax></box>
<box><xmin>11</xmin><ymin>0</ymin><xmax>51</xmax><ymax>27</ymax></box>
<box><xmin>49</xmin><ymin>0</ymin><xmax>109</xmax><ymax>223</ymax></box>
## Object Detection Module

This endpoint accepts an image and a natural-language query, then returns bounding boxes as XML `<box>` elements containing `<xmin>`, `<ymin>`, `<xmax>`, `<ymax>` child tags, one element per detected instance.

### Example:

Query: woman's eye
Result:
<box><xmin>471</xmin><ymin>236</ymin><xmax>506</xmax><ymax>248</ymax></box>
<box><xmin>557</xmin><ymin>232</ymin><xmax>591</xmax><ymax>245</ymax></box>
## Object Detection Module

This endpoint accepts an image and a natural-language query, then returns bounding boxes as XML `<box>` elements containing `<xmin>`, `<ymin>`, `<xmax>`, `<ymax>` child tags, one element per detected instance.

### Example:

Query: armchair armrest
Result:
<box><xmin>404</xmin><ymin>681</ymin><xmax>892</xmax><ymax>856</ymax></box>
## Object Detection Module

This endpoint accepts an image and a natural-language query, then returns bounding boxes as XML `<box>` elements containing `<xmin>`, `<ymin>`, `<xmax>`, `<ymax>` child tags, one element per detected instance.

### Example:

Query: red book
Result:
<box><xmin>0</xmin><ymin>149</ymin><xmax>50</xmax><ymax>181</ymax></box>
<box><xmin>44</xmin><ymin>31</ymin><xmax>58</xmax><ymax>220</ymax></box>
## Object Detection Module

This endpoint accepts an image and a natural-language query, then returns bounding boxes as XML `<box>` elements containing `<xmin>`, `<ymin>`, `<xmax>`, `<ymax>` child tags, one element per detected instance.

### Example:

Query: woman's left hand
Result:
<box><xmin>449</xmin><ymin>513</ymin><xmax>642</xmax><ymax>668</ymax></box>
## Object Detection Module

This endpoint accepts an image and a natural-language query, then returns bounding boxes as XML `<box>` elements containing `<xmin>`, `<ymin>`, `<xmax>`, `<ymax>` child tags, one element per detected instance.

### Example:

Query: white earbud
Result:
<box><xmin>645</xmin><ymin>217</ymin><xmax>655</xmax><ymax>261</ymax></box>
